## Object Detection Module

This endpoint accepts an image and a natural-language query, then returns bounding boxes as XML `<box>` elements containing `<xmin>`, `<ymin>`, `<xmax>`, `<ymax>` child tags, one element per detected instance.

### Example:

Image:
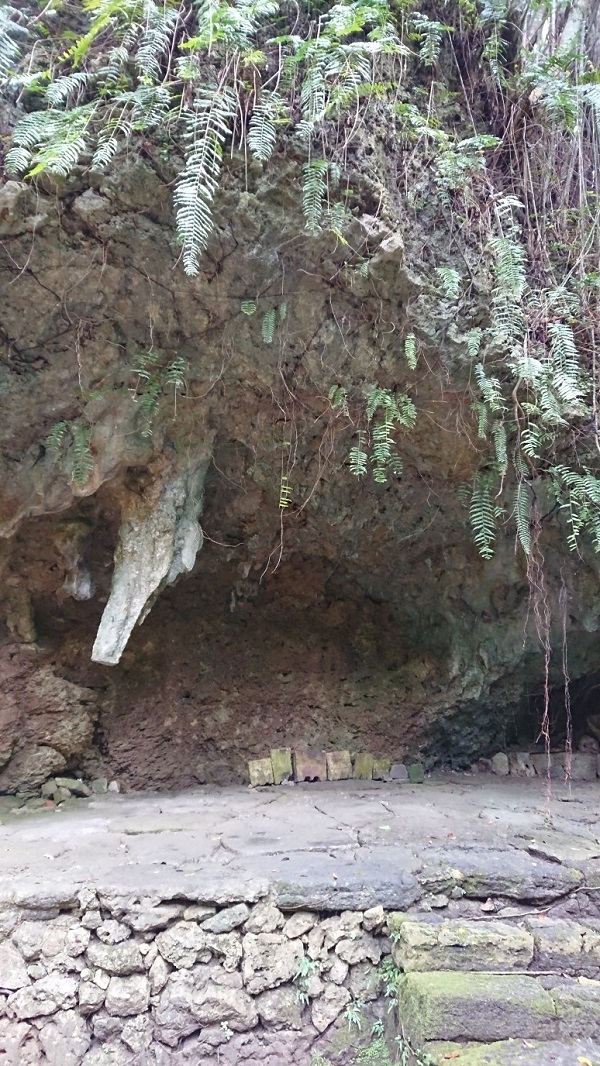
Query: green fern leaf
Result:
<box><xmin>404</xmin><ymin>333</ymin><xmax>417</xmax><ymax>369</ymax></box>
<box><xmin>174</xmin><ymin>85</ymin><xmax>236</xmax><ymax>277</ymax></box>
<box><xmin>514</xmin><ymin>481</ymin><xmax>531</xmax><ymax>554</ymax></box>
<box><xmin>262</xmin><ymin>308</ymin><xmax>276</xmax><ymax>344</ymax></box>
<box><xmin>302</xmin><ymin>159</ymin><xmax>329</xmax><ymax>235</ymax></box>
<box><xmin>70</xmin><ymin>425</ymin><xmax>94</xmax><ymax>487</ymax></box>
<box><xmin>469</xmin><ymin>474</ymin><xmax>497</xmax><ymax>559</ymax></box>
<box><xmin>241</xmin><ymin>300</ymin><xmax>257</xmax><ymax>316</ymax></box>
<box><xmin>434</xmin><ymin>266</ymin><xmax>461</xmax><ymax>300</ymax></box>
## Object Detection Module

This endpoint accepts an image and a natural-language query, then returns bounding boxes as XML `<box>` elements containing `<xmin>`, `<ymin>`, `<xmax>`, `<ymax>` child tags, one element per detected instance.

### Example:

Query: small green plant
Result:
<box><xmin>344</xmin><ymin>998</ymin><xmax>365</xmax><ymax>1031</ymax></box>
<box><xmin>293</xmin><ymin>955</ymin><xmax>318</xmax><ymax>1005</ymax></box>
<box><xmin>396</xmin><ymin>1034</ymin><xmax>437</xmax><ymax>1066</ymax></box>
<box><xmin>128</xmin><ymin>349</ymin><xmax>188</xmax><ymax>436</ymax></box>
<box><xmin>357</xmin><ymin>1036</ymin><xmax>394</xmax><ymax>1065</ymax></box>
<box><xmin>45</xmin><ymin>419</ymin><xmax>94</xmax><ymax>488</ymax></box>
<box><xmin>379</xmin><ymin>955</ymin><xmax>402</xmax><ymax>1002</ymax></box>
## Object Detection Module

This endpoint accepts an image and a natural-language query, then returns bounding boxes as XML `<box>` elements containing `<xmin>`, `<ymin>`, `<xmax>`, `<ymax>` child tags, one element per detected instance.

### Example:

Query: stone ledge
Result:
<box><xmin>397</xmin><ymin>971</ymin><xmax>557</xmax><ymax>1044</ymax></box>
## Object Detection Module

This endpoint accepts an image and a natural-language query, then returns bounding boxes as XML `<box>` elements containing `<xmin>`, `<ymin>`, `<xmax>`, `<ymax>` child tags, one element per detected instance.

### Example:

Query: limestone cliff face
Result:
<box><xmin>1</xmin><ymin>158</ymin><xmax>600</xmax><ymax>790</ymax></box>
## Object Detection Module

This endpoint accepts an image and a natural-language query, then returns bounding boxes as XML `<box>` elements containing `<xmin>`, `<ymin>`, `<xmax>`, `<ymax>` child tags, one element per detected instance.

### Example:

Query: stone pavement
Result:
<box><xmin>1</xmin><ymin>773</ymin><xmax>600</xmax><ymax>908</ymax></box>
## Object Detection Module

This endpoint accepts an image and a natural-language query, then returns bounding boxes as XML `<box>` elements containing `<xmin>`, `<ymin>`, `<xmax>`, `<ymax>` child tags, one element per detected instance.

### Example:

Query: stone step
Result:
<box><xmin>391</xmin><ymin>913</ymin><xmax>600</xmax><ymax>977</ymax></box>
<box><xmin>425</xmin><ymin>1039</ymin><xmax>600</xmax><ymax>1066</ymax></box>
<box><xmin>397</xmin><ymin>971</ymin><xmax>600</xmax><ymax>1044</ymax></box>
<box><xmin>391</xmin><ymin>915</ymin><xmax>534</xmax><ymax>972</ymax></box>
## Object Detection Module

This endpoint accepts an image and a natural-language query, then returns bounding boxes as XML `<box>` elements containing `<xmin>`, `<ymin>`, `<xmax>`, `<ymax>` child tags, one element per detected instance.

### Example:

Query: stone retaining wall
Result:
<box><xmin>0</xmin><ymin>890</ymin><xmax>394</xmax><ymax>1066</ymax></box>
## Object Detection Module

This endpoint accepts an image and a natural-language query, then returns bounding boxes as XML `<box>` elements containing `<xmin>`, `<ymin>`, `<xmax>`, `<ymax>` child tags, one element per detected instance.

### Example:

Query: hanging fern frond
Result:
<box><xmin>165</xmin><ymin>355</ymin><xmax>187</xmax><ymax>392</ymax></box>
<box><xmin>45</xmin><ymin>72</ymin><xmax>90</xmax><ymax>107</ymax></box>
<box><xmin>329</xmin><ymin>384</ymin><xmax>349</xmax><ymax>415</ymax></box>
<box><xmin>302</xmin><ymin>158</ymin><xmax>329</xmax><ymax>234</ymax></box>
<box><xmin>0</xmin><ymin>4</ymin><xmax>28</xmax><ymax>82</ymax></box>
<box><xmin>466</xmin><ymin>328</ymin><xmax>483</xmax><ymax>359</ymax></box>
<box><xmin>248</xmin><ymin>91</ymin><xmax>287</xmax><ymax>162</ymax></box>
<box><xmin>241</xmin><ymin>300</ymin><xmax>257</xmax><ymax>316</ymax></box>
<box><xmin>474</xmin><ymin>364</ymin><xmax>506</xmax><ymax>413</ymax></box>
<box><xmin>279</xmin><ymin>475</ymin><xmax>293</xmax><ymax>508</ymax></box>
<box><xmin>411</xmin><ymin>13</ymin><xmax>450</xmax><ymax>67</ymax></box>
<box><xmin>514</xmin><ymin>480</ymin><xmax>531</xmax><ymax>553</ymax></box>
<box><xmin>6</xmin><ymin>105</ymin><xmax>96</xmax><ymax>178</ymax></box>
<box><xmin>46</xmin><ymin>420</ymin><xmax>71</xmax><ymax>458</ymax></box>
<box><xmin>70</xmin><ymin>425</ymin><xmax>94</xmax><ymax>487</ymax></box>
<box><xmin>404</xmin><ymin>332</ymin><xmax>417</xmax><ymax>369</ymax></box>
<box><xmin>174</xmin><ymin>84</ymin><xmax>236</xmax><ymax>277</ymax></box>
<box><xmin>492</xmin><ymin>420</ymin><xmax>507</xmax><ymax>475</ymax></box>
<box><xmin>262</xmin><ymin>308</ymin><xmax>276</xmax><ymax>344</ymax></box>
<box><xmin>469</xmin><ymin>474</ymin><xmax>497</xmax><ymax>559</ymax></box>
<box><xmin>349</xmin><ymin>432</ymin><xmax>368</xmax><ymax>477</ymax></box>
<box><xmin>434</xmin><ymin>266</ymin><xmax>461</xmax><ymax>300</ymax></box>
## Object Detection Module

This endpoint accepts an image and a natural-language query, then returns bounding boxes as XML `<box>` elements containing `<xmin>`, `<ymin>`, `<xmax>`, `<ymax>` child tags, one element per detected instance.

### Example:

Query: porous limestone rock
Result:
<box><xmin>283</xmin><ymin>912</ymin><xmax>317</xmax><ymax>939</ymax></box>
<box><xmin>255</xmin><ymin>984</ymin><xmax>303</xmax><ymax>1029</ymax></box>
<box><xmin>155</xmin><ymin>923</ymin><xmax>242</xmax><ymax>972</ymax></box>
<box><xmin>38</xmin><ymin>1009</ymin><xmax>91</xmax><ymax>1066</ymax></box>
<box><xmin>105</xmin><ymin>974</ymin><xmax>150</xmax><ymax>1017</ymax></box>
<box><xmin>0</xmin><ymin>943</ymin><xmax>31</xmax><ymax>991</ymax></box>
<box><xmin>86</xmin><ymin>940</ymin><xmax>144</xmax><ymax>975</ymax></box>
<box><xmin>8</xmin><ymin>974</ymin><xmax>79</xmax><ymax>1019</ymax></box>
<box><xmin>243</xmin><ymin>902</ymin><xmax>284</xmax><ymax>934</ymax></box>
<box><xmin>92</xmin><ymin>448</ymin><xmax>213</xmax><ymax>666</ymax></box>
<box><xmin>241</xmin><ymin>933</ymin><xmax>304</xmax><ymax>994</ymax></box>
<box><xmin>311</xmin><ymin>984</ymin><xmax>351</xmax><ymax>1033</ymax></box>
<box><xmin>201</xmin><ymin>903</ymin><xmax>250</xmax><ymax>934</ymax></box>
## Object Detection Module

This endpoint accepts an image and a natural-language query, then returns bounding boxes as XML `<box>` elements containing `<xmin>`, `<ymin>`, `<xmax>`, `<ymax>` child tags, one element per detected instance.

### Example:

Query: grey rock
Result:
<box><xmin>182</xmin><ymin>904</ymin><xmax>216</xmax><ymax>923</ymax></box>
<box><xmin>362</xmin><ymin>905</ymin><xmax>385</xmax><ymax>931</ymax></box>
<box><xmin>8</xmin><ymin>974</ymin><xmax>78</xmax><ymax>1018</ymax></box>
<box><xmin>38</xmin><ymin>1009</ymin><xmax>91</xmax><ymax>1066</ymax></box>
<box><xmin>91</xmin><ymin>778</ymin><xmax>109</xmax><ymax>794</ymax></box>
<box><xmin>81</xmin><ymin>911</ymin><xmax>102</xmax><ymax>931</ymax></box>
<box><xmin>0</xmin><ymin>943</ymin><xmax>31</xmax><ymax>990</ymax></box>
<box><xmin>86</xmin><ymin>939</ymin><xmax>144</xmax><ymax>975</ymax></box>
<box><xmin>201</xmin><ymin>903</ymin><xmax>250</xmax><ymax>934</ymax></box>
<box><xmin>321</xmin><ymin>912</ymin><xmax>363</xmax><ymax>948</ymax></box>
<box><xmin>243</xmin><ymin>902</ymin><xmax>283</xmax><ymax>934</ymax></box>
<box><xmin>192</xmin><ymin>981</ymin><xmax>258</xmax><ymax>1030</ymax></box>
<box><xmin>326</xmin><ymin>957</ymin><xmax>349</xmax><ymax>985</ymax></box>
<box><xmin>105</xmin><ymin>974</ymin><xmax>150</xmax><ymax>1017</ymax></box>
<box><xmin>255</xmin><ymin>985</ymin><xmax>303</xmax><ymax>1029</ymax></box>
<box><xmin>389</xmin><ymin>763</ymin><xmax>408</xmax><ymax>781</ymax></box>
<box><xmin>311</xmin><ymin>984</ymin><xmax>351</xmax><ymax>1033</ymax></box>
<box><xmin>283</xmin><ymin>912</ymin><xmax>317</xmax><ymax>939</ymax></box>
<box><xmin>121</xmin><ymin>1012</ymin><xmax>155</xmax><ymax>1052</ymax></box>
<box><xmin>347</xmin><ymin>961</ymin><xmax>382</xmax><ymax>1001</ymax></box>
<box><xmin>274</xmin><ymin>851</ymin><xmax>420</xmax><ymax>911</ymax></box>
<box><xmin>336</xmin><ymin>933</ymin><xmax>381</xmax><ymax>965</ymax></box>
<box><xmin>155</xmin><ymin>922</ymin><xmax>242</xmax><ymax>972</ymax></box>
<box><xmin>491</xmin><ymin>753</ymin><xmax>509</xmax><ymax>776</ymax></box>
<box><xmin>419</xmin><ymin>846</ymin><xmax>583</xmax><ymax>904</ymax></box>
<box><xmin>81</xmin><ymin>1040</ymin><xmax>131</xmax><ymax>1066</ymax></box>
<box><xmin>128</xmin><ymin>903</ymin><xmax>184</xmax><ymax>932</ymax></box>
<box><xmin>96</xmin><ymin>920</ymin><xmax>131</xmax><ymax>945</ymax></box>
<box><xmin>54</xmin><ymin>777</ymin><xmax>92</xmax><ymax>797</ymax></box>
<box><xmin>93</xmin><ymin>968</ymin><xmax>110</xmax><ymax>990</ymax></box>
<box><xmin>148</xmin><ymin>954</ymin><xmax>170</xmax><ymax>994</ymax></box>
<box><xmin>91</xmin><ymin>1009</ymin><xmax>123</xmax><ymax>1039</ymax></box>
<box><xmin>242</xmin><ymin>933</ymin><xmax>304</xmax><ymax>994</ymax></box>
<box><xmin>79</xmin><ymin>979</ymin><xmax>106</xmax><ymax>1014</ymax></box>
<box><xmin>91</xmin><ymin>449</ymin><xmax>213</xmax><ymax>665</ymax></box>
<box><xmin>508</xmin><ymin>753</ymin><xmax>535</xmax><ymax>778</ymax></box>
